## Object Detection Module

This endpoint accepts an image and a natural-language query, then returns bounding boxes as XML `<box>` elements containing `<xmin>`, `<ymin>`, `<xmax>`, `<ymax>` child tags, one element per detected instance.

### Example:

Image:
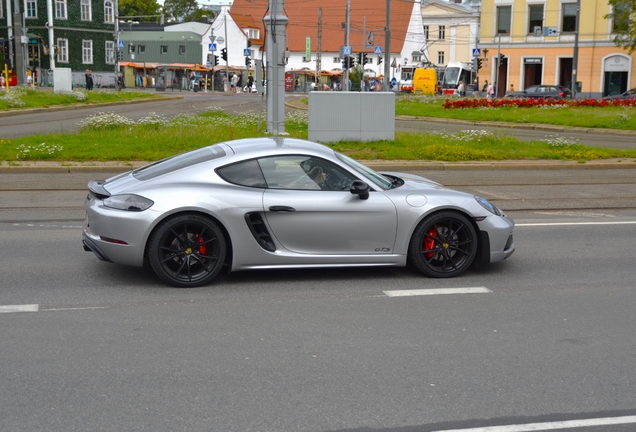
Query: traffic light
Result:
<box><xmin>357</xmin><ymin>53</ymin><xmax>362</xmax><ymax>65</ymax></box>
<box><xmin>221</xmin><ymin>48</ymin><xmax>227</xmax><ymax>61</ymax></box>
<box><xmin>344</xmin><ymin>55</ymin><xmax>353</xmax><ymax>69</ymax></box>
<box><xmin>117</xmin><ymin>51</ymin><xmax>122</xmax><ymax>61</ymax></box>
<box><xmin>362</xmin><ymin>53</ymin><xmax>368</xmax><ymax>65</ymax></box>
<box><xmin>497</xmin><ymin>54</ymin><xmax>506</xmax><ymax>64</ymax></box>
<box><xmin>476</xmin><ymin>58</ymin><xmax>482</xmax><ymax>70</ymax></box>
<box><xmin>377</xmin><ymin>56</ymin><xmax>382</xmax><ymax>66</ymax></box>
<box><xmin>213</xmin><ymin>55</ymin><xmax>219</xmax><ymax>67</ymax></box>
<box><xmin>245</xmin><ymin>56</ymin><xmax>252</xmax><ymax>68</ymax></box>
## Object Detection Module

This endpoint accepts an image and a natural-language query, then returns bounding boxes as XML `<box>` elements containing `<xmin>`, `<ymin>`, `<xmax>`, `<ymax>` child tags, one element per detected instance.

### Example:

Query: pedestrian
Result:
<box><xmin>482</xmin><ymin>80</ymin><xmax>489</xmax><ymax>97</ymax></box>
<box><xmin>487</xmin><ymin>82</ymin><xmax>495</xmax><ymax>98</ymax></box>
<box><xmin>458</xmin><ymin>80</ymin><xmax>465</xmax><ymax>97</ymax></box>
<box><xmin>230</xmin><ymin>73</ymin><xmax>238</xmax><ymax>92</ymax></box>
<box><xmin>247</xmin><ymin>75</ymin><xmax>254</xmax><ymax>93</ymax></box>
<box><xmin>85</xmin><ymin>69</ymin><xmax>94</xmax><ymax>90</ymax></box>
<box><xmin>236</xmin><ymin>74</ymin><xmax>242</xmax><ymax>93</ymax></box>
<box><xmin>375</xmin><ymin>79</ymin><xmax>381</xmax><ymax>92</ymax></box>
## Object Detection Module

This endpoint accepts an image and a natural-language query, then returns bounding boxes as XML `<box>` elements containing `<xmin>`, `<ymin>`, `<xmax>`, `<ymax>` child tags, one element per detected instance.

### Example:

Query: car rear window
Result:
<box><xmin>133</xmin><ymin>145</ymin><xmax>226</xmax><ymax>180</ymax></box>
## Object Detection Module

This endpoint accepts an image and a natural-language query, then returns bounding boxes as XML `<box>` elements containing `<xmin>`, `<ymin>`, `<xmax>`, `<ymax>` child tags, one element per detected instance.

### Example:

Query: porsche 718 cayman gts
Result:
<box><xmin>83</xmin><ymin>138</ymin><xmax>515</xmax><ymax>287</ymax></box>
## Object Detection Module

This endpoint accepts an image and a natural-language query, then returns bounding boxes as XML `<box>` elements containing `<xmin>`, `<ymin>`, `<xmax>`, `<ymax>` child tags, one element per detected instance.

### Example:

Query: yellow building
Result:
<box><xmin>421</xmin><ymin>0</ymin><xmax>480</xmax><ymax>66</ymax></box>
<box><xmin>479</xmin><ymin>0</ymin><xmax>636</xmax><ymax>98</ymax></box>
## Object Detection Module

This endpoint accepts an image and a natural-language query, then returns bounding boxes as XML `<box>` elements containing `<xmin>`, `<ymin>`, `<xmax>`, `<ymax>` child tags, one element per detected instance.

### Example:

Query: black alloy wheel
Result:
<box><xmin>409</xmin><ymin>211</ymin><xmax>477</xmax><ymax>278</ymax></box>
<box><xmin>149</xmin><ymin>214</ymin><xmax>227</xmax><ymax>287</ymax></box>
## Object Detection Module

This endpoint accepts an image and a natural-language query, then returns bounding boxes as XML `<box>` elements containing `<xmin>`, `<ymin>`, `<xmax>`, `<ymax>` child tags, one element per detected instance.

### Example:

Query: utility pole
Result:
<box><xmin>114</xmin><ymin>0</ymin><xmax>120</xmax><ymax>90</ymax></box>
<box><xmin>13</xmin><ymin>0</ymin><xmax>26</xmax><ymax>85</ymax></box>
<box><xmin>316</xmin><ymin>7</ymin><xmax>322</xmax><ymax>84</ymax></box>
<box><xmin>344</xmin><ymin>0</ymin><xmax>350</xmax><ymax>91</ymax></box>
<box><xmin>224</xmin><ymin>11</ymin><xmax>229</xmax><ymax>91</ymax></box>
<box><xmin>383</xmin><ymin>0</ymin><xmax>390</xmax><ymax>90</ymax></box>
<box><xmin>571</xmin><ymin>0</ymin><xmax>580</xmax><ymax>97</ymax></box>
<box><xmin>264</xmin><ymin>0</ymin><xmax>288</xmax><ymax>134</ymax></box>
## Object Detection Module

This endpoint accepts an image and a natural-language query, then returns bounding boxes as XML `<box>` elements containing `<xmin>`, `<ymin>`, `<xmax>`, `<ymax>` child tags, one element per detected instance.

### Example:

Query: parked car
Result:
<box><xmin>602</xmin><ymin>88</ymin><xmax>636</xmax><ymax>100</ymax></box>
<box><xmin>82</xmin><ymin>138</ymin><xmax>515</xmax><ymax>287</ymax></box>
<box><xmin>506</xmin><ymin>85</ymin><xmax>572</xmax><ymax>100</ymax></box>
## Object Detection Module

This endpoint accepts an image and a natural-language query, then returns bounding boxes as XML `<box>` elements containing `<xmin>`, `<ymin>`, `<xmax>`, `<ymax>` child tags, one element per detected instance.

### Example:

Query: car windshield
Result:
<box><xmin>335</xmin><ymin>152</ymin><xmax>393</xmax><ymax>190</ymax></box>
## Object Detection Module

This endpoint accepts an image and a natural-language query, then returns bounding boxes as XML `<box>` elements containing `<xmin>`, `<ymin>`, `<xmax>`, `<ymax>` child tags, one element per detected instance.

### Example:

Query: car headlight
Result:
<box><xmin>103</xmin><ymin>194</ymin><xmax>154</xmax><ymax>211</ymax></box>
<box><xmin>475</xmin><ymin>196</ymin><xmax>502</xmax><ymax>216</ymax></box>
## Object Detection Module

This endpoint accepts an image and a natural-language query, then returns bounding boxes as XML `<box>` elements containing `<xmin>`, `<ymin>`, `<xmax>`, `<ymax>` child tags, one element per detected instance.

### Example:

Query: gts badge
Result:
<box><xmin>375</xmin><ymin>247</ymin><xmax>391</xmax><ymax>252</ymax></box>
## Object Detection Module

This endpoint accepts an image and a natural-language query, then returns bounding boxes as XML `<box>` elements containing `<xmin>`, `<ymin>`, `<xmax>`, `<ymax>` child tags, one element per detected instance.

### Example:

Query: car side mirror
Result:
<box><xmin>350</xmin><ymin>180</ymin><xmax>370</xmax><ymax>200</ymax></box>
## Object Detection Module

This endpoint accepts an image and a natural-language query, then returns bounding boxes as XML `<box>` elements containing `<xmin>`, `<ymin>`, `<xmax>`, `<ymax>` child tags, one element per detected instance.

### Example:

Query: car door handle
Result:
<box><xmin>268</xmin><ymin>206</ymin><xmax>296</xmax><ymax>212</ymax></box>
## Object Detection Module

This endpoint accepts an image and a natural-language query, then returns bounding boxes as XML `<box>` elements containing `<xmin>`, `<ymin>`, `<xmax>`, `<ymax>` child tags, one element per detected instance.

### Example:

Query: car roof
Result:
<box><xmin>222</xmin><ymin>137</ymin><xmax>337</xmax><ymax>160</ymax></box>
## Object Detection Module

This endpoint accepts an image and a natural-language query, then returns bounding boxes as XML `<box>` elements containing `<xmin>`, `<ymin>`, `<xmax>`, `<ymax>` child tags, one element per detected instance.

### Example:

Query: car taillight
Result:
<box><xmin>559</xmin><ymin>92</ymin><xmax>564</xmax><ymax>97</ymax></box>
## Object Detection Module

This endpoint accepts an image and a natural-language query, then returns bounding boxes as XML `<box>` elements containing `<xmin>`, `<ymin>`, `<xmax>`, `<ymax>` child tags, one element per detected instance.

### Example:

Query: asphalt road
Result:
<box><xmin>1</xmin><ymin>207</ymin><xmax>636</xmax><ymax>431</ymax></box>
<box><xmin>2</xmin><ymin>98</ymin><xmax>636</xmax><ymax>432</ymax></box>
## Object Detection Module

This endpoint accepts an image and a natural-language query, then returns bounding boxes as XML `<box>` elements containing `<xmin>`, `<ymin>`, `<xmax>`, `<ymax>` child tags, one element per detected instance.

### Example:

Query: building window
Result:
<box><xmin>57</xmin><ymin>38</ymin><xmax>68</xmax><ymax>63</ymax></box>
<box><xmin>412</xmin><ymin>54</ymin><xmax>421</xmax><ymax>62</ymax></box>
<box><xmin>561</xmin><ymin>4</ymin><xmax>577</xmax><ymax>32</ymax></box>
<box><xmin>82</xmin><ymin>40</ymin><xmax>93</xmax><ymax>64</ymax></box>
<box><xmin>138</xmin><ymin>45</ymin><xmax>145</xmax><ymax>54</ymax></box>
<box><xmin>438</xmin><ymin>25</ymin><xmax>445</xmax><ymax>40</ymax></box>
<box><xmin>105</xmin><ymin>40</ymin><xmax>114</xmax><ymax>64</ymax></box>
<box><xmin>333</xmin><ymin>57</ymin><xmax>341</xmax><ymax>63</ymax></box>
<box><xmin>438</xmin><ymin>51</ymin><xmax>445</xmax><ymax>64</ymax></box>
<box><xmin>423</xmin><ymin>25</ymin><xmax>429</xmax><ymax>40</ymax></box>
<box><xmin>104</xmin><ymin>0</ymin><xmax>113</xmax><ymax>23</ymax></box>
<box><xmin>81</xmin><ymin>0</ymin><xmax>91</xmax><ymax>21</ymax></box>
<box><xmin>528</xmin><ymin>4</ymin><xmax>544</xmax><ymax>34</ymax></box>
<box><xmin>55</xmin><ymin>0</ymin><xmax>67</xmax><ymax>19</ymax></box>
<box><xmin>611</xmin><ymin>1</ymin><xmax>630</xmax><ymax>33</ymax></box>
<box><xmin>497</xmin><ymin>6</ymin><xmax>511</xmax><ymax>34</ymax></box>
<box><xmin>245</xmin><ymin>28</ymin><xmax>259</xmax><ymax>39</ymax></box>
<box><xmin>161</xmin><ymin>46</ymin><xmax>168</xmax><ymax>54</ymax></box>
<box><xmin>179</xmin><ymin>45</ymin><xmax>186</xmax><ymax>55</ymax></box>
<box><xmin>25</xmin><ymin>0</ymin><xmax>37</xmax><ymax>18</ymax></box>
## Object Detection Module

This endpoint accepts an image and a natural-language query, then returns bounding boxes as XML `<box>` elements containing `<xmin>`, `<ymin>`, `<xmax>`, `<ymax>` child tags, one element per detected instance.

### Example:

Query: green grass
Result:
<box><xmin>2</xmin><ymin>110</ymin><xmax>635</xmax><ymax>163</ymax></box>
<box><xmin>395</xmin><ymin>95</ymin><xmax>636</xmax><ymax>130</ymax></box>
<box><xmin>0</xmin><ymin>87</ymin><xmax>161</xmax><ymax>111</ymax></box>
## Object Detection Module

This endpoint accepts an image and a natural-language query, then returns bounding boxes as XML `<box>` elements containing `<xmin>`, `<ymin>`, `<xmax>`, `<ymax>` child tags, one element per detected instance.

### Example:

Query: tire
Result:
<box><xmin>148</xmin><ymin>214</ymin><xmax>227</xmax><ymax>287</ymax></box>
<box><xmin>409</xmin><ymin>211</ymin><xmax>478</xmax><ymax>278</ymax></box>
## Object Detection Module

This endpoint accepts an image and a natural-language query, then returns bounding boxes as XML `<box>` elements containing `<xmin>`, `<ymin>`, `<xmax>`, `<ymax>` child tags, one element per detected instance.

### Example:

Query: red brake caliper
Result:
<box><xmin>423</xmin><ymin>228</ymin><xmax>437</xmax><ymax>259</ymax></box>
<box><xmin>195</xmin><ymin>234</ymin><xmax>207</xmax><ymax>255</ymax></box>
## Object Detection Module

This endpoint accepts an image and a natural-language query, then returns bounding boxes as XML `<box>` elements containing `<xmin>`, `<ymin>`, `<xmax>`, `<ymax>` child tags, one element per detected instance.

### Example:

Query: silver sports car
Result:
<box><xmin>83</xmin><ymin>138</ymin><xmax>515</xmax><ymax>287</ymax></box>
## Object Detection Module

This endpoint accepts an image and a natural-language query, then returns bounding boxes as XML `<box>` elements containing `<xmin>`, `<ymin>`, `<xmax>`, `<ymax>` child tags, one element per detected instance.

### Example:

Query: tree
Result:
<box><xmin>606</xmin><ymin>0</ymin><xmax>636</xmax><ymax>53</ymax></box>
<box><xmin>118</xmin><ymin>0</ymin><xmax>161</xmax><ymax>21</ymax></box>
<box><xmin>162</xmin><ymin>0</ymin><xmax>207</xmax><ymax>22</ymax></box>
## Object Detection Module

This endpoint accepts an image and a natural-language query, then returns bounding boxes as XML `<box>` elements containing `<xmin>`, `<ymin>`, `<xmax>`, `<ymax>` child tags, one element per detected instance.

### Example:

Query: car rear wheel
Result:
<box><xmin>149</xmin><ymin>214</ymin><xmax>226</xmax><ymax>287</ymax></box>
<box><xmin>409</xmin><ymin>211</ymin><xmax>477</xmax><ymax>278</ymax></box>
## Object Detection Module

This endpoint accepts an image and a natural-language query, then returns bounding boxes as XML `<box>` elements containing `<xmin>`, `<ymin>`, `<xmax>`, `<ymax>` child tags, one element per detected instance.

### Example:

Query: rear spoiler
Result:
<box><xmin>88</xmin><ymin>180</ymin><xmax>110</xmax><ymax>199</ymax></box>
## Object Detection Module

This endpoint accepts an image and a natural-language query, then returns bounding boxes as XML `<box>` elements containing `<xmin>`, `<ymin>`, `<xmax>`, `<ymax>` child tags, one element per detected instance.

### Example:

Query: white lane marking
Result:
<box><xmin>516</xmin><ymin>221</ymin><xmax>636</xmax><ymax>226</ymax></box>
<box><xmin>384</xmin><ymin>287</ymin><xmax>492</xmax><ymax>297</ymax></box>
<box><xmin>0</xmin><ymin>304</ymin><xmax>39</xmax><ymax>313</ymax></box>
<box><xmin>43</xmin><ymin>306</ymin><xmax>108</xmax><ymax>311</ymax></box>
<box><xmin>433</xmin><ymin>415</ymin><xmax>636</xmax><ymax>431</ymax></box>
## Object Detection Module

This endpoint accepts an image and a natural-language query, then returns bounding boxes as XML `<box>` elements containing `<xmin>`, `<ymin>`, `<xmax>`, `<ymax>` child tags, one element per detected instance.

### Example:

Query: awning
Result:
<box><xmin>120</xmin><ymin>61</ymin><xmax>161</xmax><ymax>69</ymax></box>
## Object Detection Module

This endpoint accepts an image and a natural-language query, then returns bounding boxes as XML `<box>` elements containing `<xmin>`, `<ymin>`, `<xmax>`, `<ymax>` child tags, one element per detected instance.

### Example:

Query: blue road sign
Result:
<box><xmin>118</xmin><ymin>40</ymin><xmax>125</xmax><ymax>49</ymax></box>
<box><xmin>209</xmin><ymin>43</ymin><xmax>217</xmax><ymax>52</ymax></box>
<box><xmin>243</xmin><ymin>48</ymin><xmax>251</xmax><ymax>56</ymax></box>
<box><xmin>472</xmin><ymin>48</ymin><xmax>481</xmax><ymax>57</ymax></box>
<box><xmin>343</xmin><ymin>46</ymin><xmax>351</xmax><ymax>55</ymax></box>
<box><xmin>374</xmin><ymin>45</ymin><xmax>382</xmax><ymax>54</ymax></box>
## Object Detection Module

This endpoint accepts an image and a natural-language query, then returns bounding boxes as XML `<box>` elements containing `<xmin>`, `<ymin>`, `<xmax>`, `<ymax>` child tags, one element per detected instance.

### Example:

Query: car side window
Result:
<box><xmin>217</xmin><ymin>160</ymin><xmax>267</xmax><ymax>188</ymax></box>
<box><xmin>258</xmin><ymin>155</ymin><xmax>357</xmax><ymax>191</ymax></box>
<box><xmin>526</xmin><ymin>86</ymin><xmax>537</xmax><ymax>93</ymax></box>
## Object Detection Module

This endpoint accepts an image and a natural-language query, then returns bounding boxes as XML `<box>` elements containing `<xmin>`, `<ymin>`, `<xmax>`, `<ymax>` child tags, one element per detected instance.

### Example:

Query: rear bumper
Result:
<box><xmin>82</xmin><ymin>232</ymin><xmax>112</xmax><ymax>263</ymax></box>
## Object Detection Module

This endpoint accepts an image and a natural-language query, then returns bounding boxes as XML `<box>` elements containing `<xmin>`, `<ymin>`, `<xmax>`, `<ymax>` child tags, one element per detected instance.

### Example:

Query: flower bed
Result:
<box><xmin>443</xmin><ymin>97</ymin><xmax>636</xmax><ymax>109</ymax></box>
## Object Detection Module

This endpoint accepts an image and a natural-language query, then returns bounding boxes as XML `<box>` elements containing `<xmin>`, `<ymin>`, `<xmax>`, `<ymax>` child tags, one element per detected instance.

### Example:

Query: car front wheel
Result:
<box><xmin>409</xmin><ymin>211</ymin><xmax>478</xmax><ymax>278</ymax></box>
<box><xmin>149</xmin><ymin>214</ymin><xmax>227</xmax><ymax>287</ymax></box>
